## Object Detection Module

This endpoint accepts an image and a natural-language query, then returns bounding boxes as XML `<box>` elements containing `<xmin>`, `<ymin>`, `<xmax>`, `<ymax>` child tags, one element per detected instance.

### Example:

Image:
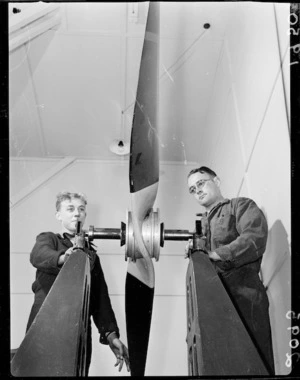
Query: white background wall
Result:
<box><xmin>10</xmin><ymin>2</ymin><xmax>291</xmax><ymax>377</ymax></box>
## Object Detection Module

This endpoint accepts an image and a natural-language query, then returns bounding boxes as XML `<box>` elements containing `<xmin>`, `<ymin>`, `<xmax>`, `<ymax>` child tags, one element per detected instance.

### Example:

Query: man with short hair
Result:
<box><xmin>187</xmin><ymin>166</ymin><xmax>275</xmax><ymax>374</ymax></box>
<box><xmin>26</xmin><ymin>191</ymin><xmax>130</xmax><ymax>375</ymax></box>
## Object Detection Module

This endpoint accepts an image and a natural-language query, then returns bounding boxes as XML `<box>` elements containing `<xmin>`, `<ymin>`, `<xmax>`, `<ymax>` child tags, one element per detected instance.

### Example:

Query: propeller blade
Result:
<box><xmin>11</xmin><ymin>251</ymin><xmax>91</xmax><ymax>376</ymax></box>
<box><xmin>129</xmin><ymin>2</ymin><xmax>160</xmax><ymax>196</ymax></box>
<box><xmin>125</xmin><ymin>2</ymin><xmax>160</xmax><ymax>376</ymax></box>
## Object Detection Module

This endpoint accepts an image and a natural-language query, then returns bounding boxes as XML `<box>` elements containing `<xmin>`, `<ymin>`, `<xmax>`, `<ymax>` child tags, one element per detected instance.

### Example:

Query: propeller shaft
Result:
<box><xmin>86</xmin><ymin>211</ymin><xmax>200</xmax><ymax>261</ymax></box>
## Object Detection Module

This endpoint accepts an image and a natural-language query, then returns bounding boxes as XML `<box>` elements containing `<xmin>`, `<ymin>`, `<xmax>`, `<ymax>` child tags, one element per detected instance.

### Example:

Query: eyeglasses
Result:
<box><xmin>188</xmin><ymin>179</ymin><xmax>213</xmax><ymax>194</ymax></box>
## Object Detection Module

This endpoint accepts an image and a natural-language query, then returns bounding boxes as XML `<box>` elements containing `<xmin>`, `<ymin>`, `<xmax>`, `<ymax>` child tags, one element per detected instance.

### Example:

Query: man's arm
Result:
<box><xmin>89</xmin><ymin>254</ymin><xmax>120</xmax><ymax>343</ymax></box>
<box><xmin>30</xmin><ymin>232</ymin><xmax>67</xmax><ymax>274</ymax></box>
<box><xmin>213</xmin><ymin>198</ymin><xmax>268</xmax><ymax>266</ymax></box>
<box><xmin>90</xmin><ymin>255</ymin><xmax>130</xmax><ymax>372</ymax></box>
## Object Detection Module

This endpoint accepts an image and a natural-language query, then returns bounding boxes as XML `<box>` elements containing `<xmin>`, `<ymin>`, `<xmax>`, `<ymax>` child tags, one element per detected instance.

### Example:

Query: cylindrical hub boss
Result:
<box><xmin>125</xmin><ymin>208</ymin><xmax>160</xmax><ymax>262</ymax></box>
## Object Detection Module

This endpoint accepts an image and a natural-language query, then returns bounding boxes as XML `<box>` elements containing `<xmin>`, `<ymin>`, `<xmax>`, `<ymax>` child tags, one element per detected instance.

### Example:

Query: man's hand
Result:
<box><xmin>184</xmin><ymin>237</ymin><xmax>207</xmax><ymax>259</ymax></box>
<box><xmin>64</xmin><ymin>247</ymin><xmax>75</xmax><ymax>262</ymax></box>
<box><xmin>184</xmin><ymin>239</ymin><xmax>193</xmax><ymax>259</ymax></box>
<box><xmin>107</xmin><ymin>333</ymin><xmax>130</xmax><ymax>372</ymax></box>
<box><xmin>57</xmin><ymin>247</ymin><xmax>74</xmax><ymax>266</ymax></box>
<box><xmin>207</xmin><ymin>251</ymin><xmax>222</xmax><ymax>261</ymax></box>
<box><xmin>58</xmin><ymin>247</ymin><xmax>75</xmax><ymax>266</ymax></box>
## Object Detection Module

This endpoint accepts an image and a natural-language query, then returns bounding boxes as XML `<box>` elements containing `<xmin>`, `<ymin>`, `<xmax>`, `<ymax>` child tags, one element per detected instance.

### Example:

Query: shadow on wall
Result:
<box><xmin>261</xmin><ymin>219</ymin><xmax>291</xmax><ymax>375</ymax></box>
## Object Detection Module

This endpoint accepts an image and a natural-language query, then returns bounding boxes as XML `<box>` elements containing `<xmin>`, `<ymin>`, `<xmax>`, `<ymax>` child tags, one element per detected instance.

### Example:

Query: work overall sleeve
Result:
<box><xmin>89</xmin><ymin>255</ymin><xmax>120</xmax><ymax>345</ymax></box>
<box><xmin>214</xmin><ymin>198</ymin><xmax>268</xmax><ymax>268</ymax></box>
<box><xmin>30</xmin><ymin>232</ymin><xmax>66</xmax><ymax>274</ymax></box>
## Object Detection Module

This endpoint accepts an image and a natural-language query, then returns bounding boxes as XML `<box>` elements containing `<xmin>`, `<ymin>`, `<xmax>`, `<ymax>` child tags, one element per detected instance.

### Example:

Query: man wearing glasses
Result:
<box><xmin>186</xmin><ymin>166</ymin><xmax>275</xmax><ymax>375</ymax></box>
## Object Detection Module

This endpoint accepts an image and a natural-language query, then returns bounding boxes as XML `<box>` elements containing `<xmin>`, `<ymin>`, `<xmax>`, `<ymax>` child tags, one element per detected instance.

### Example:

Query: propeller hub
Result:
<box><xmin>125</xmin><ymin>209</ymin><xmax>161</xmax><ymax>262</ymax></box>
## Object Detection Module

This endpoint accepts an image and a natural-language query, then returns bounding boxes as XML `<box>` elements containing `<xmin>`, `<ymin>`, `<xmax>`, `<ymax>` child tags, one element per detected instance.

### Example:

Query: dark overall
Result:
<box><xmin>201</xmin><ymin>197</ymin><xmax>275</xmax><ymax>375</ymax></box>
